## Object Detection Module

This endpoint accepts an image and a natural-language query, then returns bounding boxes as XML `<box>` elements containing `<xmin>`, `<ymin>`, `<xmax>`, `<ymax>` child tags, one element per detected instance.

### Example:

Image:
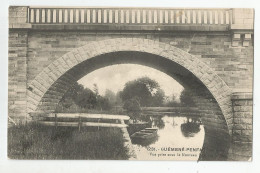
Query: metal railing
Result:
<box><xmin>28</xmin><ymin>7</ymin><xmax>232</xmax><ymax>25</ymax></box>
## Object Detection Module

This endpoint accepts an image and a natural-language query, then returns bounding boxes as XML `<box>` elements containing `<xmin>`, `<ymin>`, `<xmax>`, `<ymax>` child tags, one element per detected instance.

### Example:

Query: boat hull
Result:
<box><xmin>130</xmin><ymin>128</ymin><xmax>158</xmax><ymax>140</ymax></box>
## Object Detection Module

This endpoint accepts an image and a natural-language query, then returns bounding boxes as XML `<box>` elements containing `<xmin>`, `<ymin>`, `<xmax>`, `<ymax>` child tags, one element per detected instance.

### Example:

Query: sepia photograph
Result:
<box><xmin>7</xmin><ymin>6</ymin><xmax>254</xmax><ymax>161</ymax></box>
<box><xmin>2</xmin><ymin>0</ymin><xmax>260</xmax><ymax>172</ymax></box>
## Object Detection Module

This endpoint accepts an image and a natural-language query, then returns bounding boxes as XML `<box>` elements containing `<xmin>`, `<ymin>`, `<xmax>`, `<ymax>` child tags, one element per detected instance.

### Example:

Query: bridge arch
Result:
<box><xmin>27</xmin><ymin>38</ymin><xmax>233</xmax><ymax>160</ymax></box>
<box><xmin>28</xmin><ymin>38</ymin><xmax>232</xmax><ymax>129</ymax></box>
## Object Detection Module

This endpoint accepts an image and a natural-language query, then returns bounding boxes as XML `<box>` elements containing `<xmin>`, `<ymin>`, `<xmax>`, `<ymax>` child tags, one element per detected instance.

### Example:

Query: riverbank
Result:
<box><xmin>8</xmin><ymin>122</ymin><xmax>129</xmax><ymax>160</ymax></box>
<box><xmin>141</xmin><ymin>106</ymin><xmax>199</xmax><ymax>116</ymax></box>
<box><xmin>55</xmin><ymin>106</ymin><xmax>199</xmax><ymax>115</ymax></box>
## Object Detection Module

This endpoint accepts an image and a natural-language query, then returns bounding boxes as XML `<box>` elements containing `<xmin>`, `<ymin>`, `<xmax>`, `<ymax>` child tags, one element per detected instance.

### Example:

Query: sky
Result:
<box><xmin>78</xmin><ymin>64</ymin><xmax>184</xmax><ymax>99</ymax></box>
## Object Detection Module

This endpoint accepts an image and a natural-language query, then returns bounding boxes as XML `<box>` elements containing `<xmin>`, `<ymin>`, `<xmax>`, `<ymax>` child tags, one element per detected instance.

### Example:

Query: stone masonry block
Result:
<box><xmin>67</xmin><ymin>52</ymin><xmax>79</xmax><ymax>64</ymax></box>
<box><xmin>243</xmin><ymin>41</ymin><xmax>250</xmax><ymax>47</ymax></box>
<box><xmin>47</xmin><ymin>64</ymin><xmax>62</xmax><ymax>78</ymax></box>
<box><xmin>245</xmin><ymin>34</ymin><xmax>252</xmax><ymax>40</ymax></box>
<box><xmin>232</xmin><ymin>41</ymin><xmax>240</xmax><ymax>47</ymax></box>
<box><xmin>73</xmin><ymin>53</ymin><xmax>83</xmax><ymax>63</ymax></box>
<box><xmin>233</xmin><ymin>34</ymin><xmax>241</xmax><ymax>40</ymax></box>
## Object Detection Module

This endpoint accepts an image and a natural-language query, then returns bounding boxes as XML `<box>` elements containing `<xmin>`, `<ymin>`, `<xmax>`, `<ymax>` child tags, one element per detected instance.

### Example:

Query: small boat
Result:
<box><xmin>131</xmin><ymin>128</ymin><xmax>158</xmax><ymax>140</ymax></box>
<box><xmin>129</xmin><ymin>121</ymin><xmax>149</xmax><ymax>125</ymax></box>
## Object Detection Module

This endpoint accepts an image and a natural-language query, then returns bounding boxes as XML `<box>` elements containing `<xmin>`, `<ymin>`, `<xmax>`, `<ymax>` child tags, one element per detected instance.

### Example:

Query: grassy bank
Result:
<box><xmin>8</xmin><ymin>122</ymin><xmax>129</xmax><ymax>160</ymax></box>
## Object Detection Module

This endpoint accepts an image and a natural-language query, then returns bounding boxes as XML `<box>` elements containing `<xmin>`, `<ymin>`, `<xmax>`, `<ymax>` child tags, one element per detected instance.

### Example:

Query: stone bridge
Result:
<box><xmin>8</xmin><ymin>6</ymin><xmax>254</xmax><ymax>160</ymax></box>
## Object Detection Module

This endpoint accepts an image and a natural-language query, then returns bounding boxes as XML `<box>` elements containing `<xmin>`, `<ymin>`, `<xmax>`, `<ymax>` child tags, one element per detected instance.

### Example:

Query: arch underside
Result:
<box><xmin>27</xmin><ymin>38</ymin><xmax>233</xmax><ymax>160</ymax></box>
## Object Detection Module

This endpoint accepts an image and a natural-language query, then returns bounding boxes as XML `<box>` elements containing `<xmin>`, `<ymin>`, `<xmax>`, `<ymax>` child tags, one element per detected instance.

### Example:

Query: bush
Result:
<box><xmin>97</xmin><ymin>96</ymin><xmax>112</xmax><ymax>111</ymax></box>
<box><xmin>123</xmin><ymin>97</ymin><xmax>141</xmax><ymax>122</ymax></box>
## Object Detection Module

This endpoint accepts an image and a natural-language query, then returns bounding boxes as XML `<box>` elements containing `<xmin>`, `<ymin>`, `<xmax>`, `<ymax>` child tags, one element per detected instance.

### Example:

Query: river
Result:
<box><xmin>129</xmin><ymin>115</ymin><xmax>205</xmax><ymax>160</ymax></box>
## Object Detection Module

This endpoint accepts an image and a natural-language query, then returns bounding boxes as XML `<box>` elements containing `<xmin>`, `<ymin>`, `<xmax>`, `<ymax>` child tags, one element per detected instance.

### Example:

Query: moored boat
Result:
<box><xmin>131</xmin><ymin>128</ymin><xmax>158</xmax><ymax>140</ymax></box>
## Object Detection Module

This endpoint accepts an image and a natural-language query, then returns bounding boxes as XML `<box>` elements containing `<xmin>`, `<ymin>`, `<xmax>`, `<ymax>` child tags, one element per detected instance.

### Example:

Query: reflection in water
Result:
<box><xmin>151</xmin><ymin>116</ymin><xmax>165</xmax><ymax>129</ymax></box>
<box><xmin>129</xmin><ymin>115</ymin><xmax>205</xmax><ymax>160</ymax></box>
<box><xmin>131</xmin><ymin>135</ymin><xmax>159</xmax><ymax>147</ymax></box>
<box><xmin>181</xmin><ymin>117</ymin><xmax>202</xmax><ymax>138</ymax></box>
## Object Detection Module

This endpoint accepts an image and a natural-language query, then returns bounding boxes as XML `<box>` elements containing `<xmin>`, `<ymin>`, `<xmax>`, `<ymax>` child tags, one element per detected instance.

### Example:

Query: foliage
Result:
<box><xmin>104</xmin><ymin>89</ymin><xmax>116</xmax><ymax>103</ymax></box>
<box><xmin>75</xmin><ymin>88</ymin><xmax>97</xmax><ymax>109</ymax></box>
<box><xmin>164</xmin><ymin>94</ymin><xmax>181</xmax><ymax>107</ymax></box>
<box><xmin>59</xmin><ymin>83</ymin><xmax>85</xmax><ymax>108</ymax></box>
<box><xmin>180</xmin><ymin>89</ymin><xmax>195</xmax><ymax>106</ymax></box>
<box><xmin>123</xmin><ymin>97</ymin><xmax>141</xmax><ymax>121</ymax></box>
<box><xmin>93</xmin><ymin>85</ymin><xmax>112</xmax><ymax>111</ymax></box>
<box><xmin>115</xmin><ymin>91</ymin><xmax>123</xmax><ymax>106</ymax></box>
<box><xmin>120</xmin><ymin>77</ymin><xmax>165</xmax><ymax>107</ymax></box>
<box><xmin>152</xmin><ymin>116</ymin><xmax>165</xmax><ymax>129</ymax></box>
<box><xmin>151</xmin><ymin>88</ymin><xmax>166</xmax><ymax>106</ymax></box>
<box><xmin>103</xmin><ymin>89</ymin><xmax>123</xmax><ymax>107</ymax></box>
<box><xmin>96</xmin><ymin>96</ymin><xmax>112</xmax><ymax>111</ymax></box>
<box><xmin>58</xmin><ymin>83</ymin><xmax>113</xmax><ymax>112</ymax></box>
<box><xmin>93</xmin><ymin>83</ymin><xmax>99</xmax><ymax>96</ymax></box>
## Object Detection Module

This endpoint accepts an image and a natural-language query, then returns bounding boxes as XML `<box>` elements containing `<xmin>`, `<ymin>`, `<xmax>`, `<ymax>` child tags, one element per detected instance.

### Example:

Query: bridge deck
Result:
<box><xmin>46</xmin><ymin>113</ymin><xmax>129</xmax><ymax>120</ymax></box>
<box><xmin>31</xmin><ymin>113</ymin><xmax>129</xmax><ymax>120</ymax></box>
<box><xmin>31</xmin><ymin>113</ymin><xmax>130</xmax><ymax>128</ymax></box>
<box><xmin>38</xmin><ymin>121</ymin><xmax>128</xmax><ymax>128</ymax></box>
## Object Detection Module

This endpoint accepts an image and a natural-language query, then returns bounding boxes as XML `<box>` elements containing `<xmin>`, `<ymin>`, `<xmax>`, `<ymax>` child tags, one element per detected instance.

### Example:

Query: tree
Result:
<box><xmin>58</xmin><ymin>83</ymin><xmax>85</xmax><ymax>108</ymax></box>
<box><xmin>61</xmin><ymin>83</ymin><xmax>84</xmax><ymax>101</ymax></box>
<box><xmin>120</xmin><ymin>77</ymin><xmax>165</xmax><ymax>107</ymax></box>
<box><xmin>75</xmin><ymin>88</ymin><xmax>97</xmax><ymax>109</ymax></box>
<box><xmin>151</xmin><ymin>88</ymin><xmax>165</xmax><ymax>106</ymax></box>
<box><xmin>164</xmin><ymin>93</ymin><xmax>180</xmax><ymax>107</ymax></box>
<box><xmin>180</xmin><ymin>89</ymin><xmax>195</xmax><ymax>106</ymax></box>
<box><xmin>104</xmin><ymin>89</ymin><xmax>117</xmax><ymax>105</ymax></box>
<box><xmin>58</xmin><ymin>82</ymin><xmax>114</xmax><ymax>111</ymax></box>
<box><xmin>96</xmin><ymin>96</ymin><xmax>112</xmax><ymax>110</ymax></box>
<box><xmin>93</xmin><ymin>83</ymin><xmax>99</xmax><ymax>96</ymax></box>
<box><xmin>123</xmin><ymin>97</ymin><xmax>141</xmax><ymax>122</ymax></box>
<box><xmin>115</xmin><ymin>91</ymin><xmax>123</xmax><ymax>106</ymax></box>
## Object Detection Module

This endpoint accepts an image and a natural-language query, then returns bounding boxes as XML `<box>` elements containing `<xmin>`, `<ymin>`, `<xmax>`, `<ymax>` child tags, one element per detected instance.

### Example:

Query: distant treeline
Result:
<box><xmin>56</xmin><ymin>77</ymin><xmax>195</xmax><ymax>113</ymax></box>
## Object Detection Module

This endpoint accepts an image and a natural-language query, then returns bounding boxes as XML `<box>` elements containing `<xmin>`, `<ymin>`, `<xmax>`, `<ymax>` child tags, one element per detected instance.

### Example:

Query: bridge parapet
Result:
<box><xmin>27</xmin><ymin>7</ymin><xmax>231</xmax><ymax>26</ymax></box>
<box><xmin>9</xmin><ymin>7</ymin><xmax>254</xmax><ymax>33</ymax></box>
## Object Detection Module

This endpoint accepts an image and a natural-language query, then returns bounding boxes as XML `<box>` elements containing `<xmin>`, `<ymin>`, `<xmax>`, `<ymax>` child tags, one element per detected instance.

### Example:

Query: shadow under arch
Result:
<box><xmin>27</xmin><ymin>38</ymin><xmax>233</xmax><ymax>160</ymax></box>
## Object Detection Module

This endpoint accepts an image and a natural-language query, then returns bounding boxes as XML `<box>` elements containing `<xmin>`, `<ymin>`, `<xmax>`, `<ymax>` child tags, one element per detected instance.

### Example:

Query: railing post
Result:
<box><xmin>56</xmin><ymin>9</ymin><xmax>59</xmax><ymax>24</ymax></box>
<box><xmin>73</xmin><ymin>8</ymin><xmax>76</xmax><ymax>24</ymax></box>
<box><xmin>38</xmin><ymin>9</ymin><xmax>41</xmax><ymax>23</ymax></box>
<box><xmin>223</xmin><ymin>9</ymin><xmax>226</xmax><ymax>24</ymax></box>
<box><xmin>78</xmin><ymin>116</ymin><xmax>82</xmax><ymax>132</ymax></box>
<box><xmin>229</xmin><ymin>9</ymin><xmax>233</xmax><ymax>25</ymax></box>
<box><xmin>98</xmin><ymin>118</ymin><xmax>100</xmax><ymax>131</ymax></box>
<box><xmin>27</xmin><ymin>7</ymin><xmax>30</xmax><ymax>23</ymax></box>
<box><xmin>55</xmin><ymin>113</ymin><xmax>57</xmax><ymax>129</ymax></box>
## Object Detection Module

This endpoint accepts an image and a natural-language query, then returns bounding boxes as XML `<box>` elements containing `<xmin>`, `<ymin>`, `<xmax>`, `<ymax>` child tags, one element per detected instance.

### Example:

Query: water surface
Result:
<box><xmin>130</xmin><ymin>115</ymin><xmax>204</xmax><ymax>160</ymax></box>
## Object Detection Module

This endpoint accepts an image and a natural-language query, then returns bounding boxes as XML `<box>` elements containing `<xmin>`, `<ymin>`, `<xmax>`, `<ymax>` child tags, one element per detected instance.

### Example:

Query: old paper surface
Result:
<box><xmin>8</xmin><ymin>6</ymin><xmax>254</xmax><ymax>161</ymax></box>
